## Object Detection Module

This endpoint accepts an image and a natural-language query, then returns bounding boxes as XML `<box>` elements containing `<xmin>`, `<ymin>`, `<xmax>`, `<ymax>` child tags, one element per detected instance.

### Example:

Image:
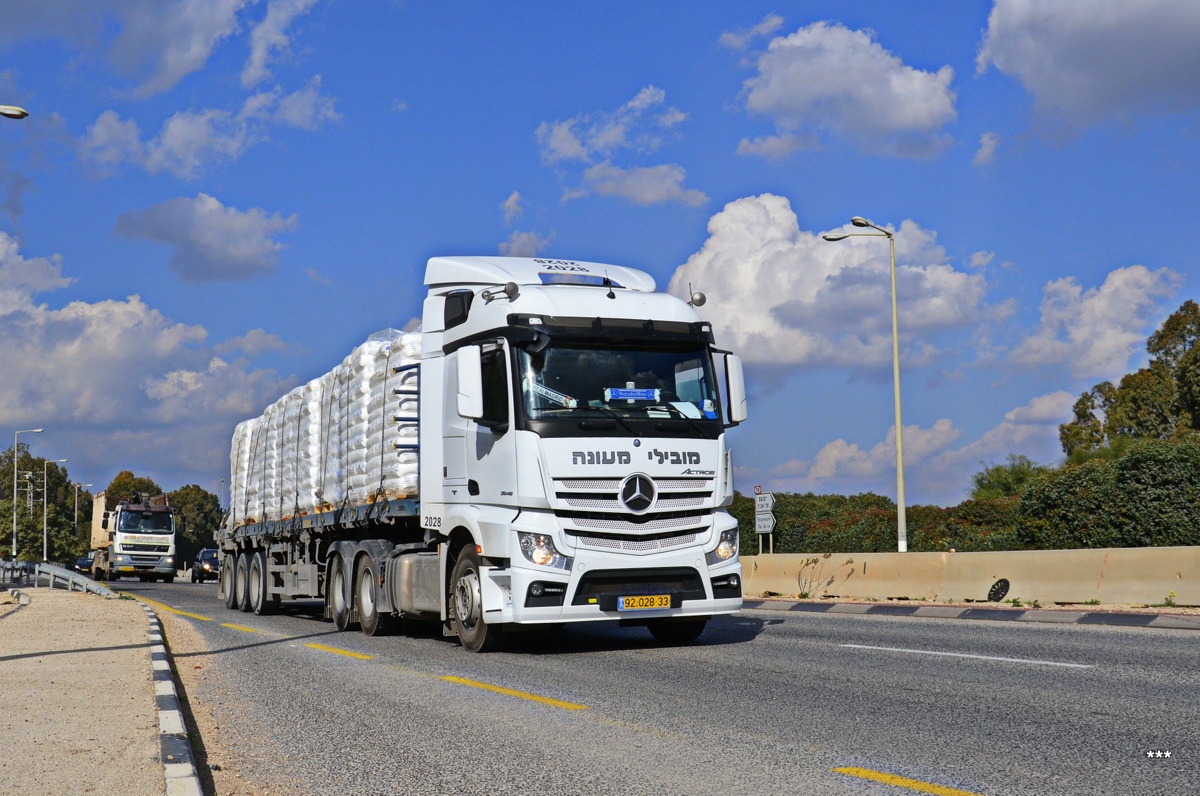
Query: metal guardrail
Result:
<box><xmin>0</xmin><ymin>560</ymin><xmax>114</xmax><ymax>597</ymax></box>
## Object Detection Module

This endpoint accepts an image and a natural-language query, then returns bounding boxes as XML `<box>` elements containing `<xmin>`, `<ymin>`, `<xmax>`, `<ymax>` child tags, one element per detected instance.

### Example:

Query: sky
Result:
<box><xmin>2</xmin><ymin>0</ymin><xmax>1199</xmax><ymax>507</ymax></box>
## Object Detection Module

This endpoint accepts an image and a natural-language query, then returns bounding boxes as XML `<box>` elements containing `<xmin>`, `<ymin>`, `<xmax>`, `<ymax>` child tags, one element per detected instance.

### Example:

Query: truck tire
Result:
<box><xmin>249</xmin><ymin>551</ymin><xmax>278</xmax><ymax>616</ymax></box>
<box><xmin>221</xmin><ymin>556</ymin><xmax>238</xmax><ymax>609</ymax></box>
<box><xmin>647</xmin><ymin>618</ymin><xmax>708</xmax><ymax>645</ymax></box>
<box><xmin>451</xmin><ymin>548</ymin><xmax>502</xmax><ymax>653</ymax></box>
<box><xmin>357</xmin><ymin>558</ymin><xmax>393</xmax><ymax>637</ymax></box>
<box><xmin>235</xmin><ymin>552</ymin><xmax>252</xmax><ymax>612</ymax></box>
<box><xmin>329</xmin><ymin>556</ymin><xmax>356</xmax><ymax>631</ymax></box>
<box><xmin>164</xmin><ymin>574</ymin><xmax>175</xmax><ymax>584</ymax></box>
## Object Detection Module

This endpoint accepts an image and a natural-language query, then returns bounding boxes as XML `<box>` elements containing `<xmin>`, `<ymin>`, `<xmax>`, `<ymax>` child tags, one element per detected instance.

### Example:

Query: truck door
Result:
<box><xmin>464</xmin><ymin>340</ymin><xmax>518</xmax><ymax>507</ymax></box>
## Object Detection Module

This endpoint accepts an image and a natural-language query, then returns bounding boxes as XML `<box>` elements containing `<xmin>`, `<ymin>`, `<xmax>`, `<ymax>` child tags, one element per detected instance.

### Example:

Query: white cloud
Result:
<box><xmin>973</xmin><ymin>132</ymin><xmax>1000</xmax><ymax>165</ymax></box>
<box><xmin>0</xmin><ymin>0</ymin><xmax>250</xmax><ymax>98</ymax></box>
<box><xmin>766</xmin><ymin>391</ymin><xmax>1076</xmax><ymax>504</ymax></box>
<box><xmin>500</xmin><ymin>191</ymin><xmax>523</xmax><ymax>225</ymax></box>
<box><xmin>272</xmin><ymin>75</ymin><xmax>340</xmax><ymax>130</ymax></box>
<box><xmin>304</xmin><ymin>267</ymin><xmax>331</xmax><ymax>285</ymax></box>
<box><xmin>735</xmin><ymin>133</ymin><xmax>816</xmax><ymax>160</ymax></box>
<box><xmin>499</xmin><ymin>230</ymin><xmax>551</xmax><ymax>258</ymax></box>
<box><xmin>739</xmin><ymin>21</ymin><xmax>957</xmax><ymax>157</ymax></box>
<box><xmin>535</xmin><ymin>85</ymin><xmax>687</xmax><ymax>164</ymax></box>
<box><xmin>0</xmin><ymin>235</ymin><xmax>291</xmax><ymax>482</ymax></box>
<box><xmin>968</xmin><ymin>251</ymin><xmax>995</xmax><ymax>269</ymax></box>
<box><xmin>719</xmin><ymin>14</ymin><xmax>785</xmax><ymax>51</ymax></box>
<box><xmin>1008</xmin><ymin>266</ymin><xmax>1181</xmax><ymax>379</ymax></box>
<box><xmin>213</xmin><ymin>328</ymin><xmax>288</xmax><ymax>357</ymax></box>
<box><xmin>114</xmin><ymin>193</ymin><xmax>298</xmax><ymax>284</ymax></box>
<box><xmin>668</xmin><ymin>194</ymin><xmax>990</xmax><ymax>368</ymax></box>
<box><xmin>583</xmin><ymin>162</ymin><xmax>707</xmax><ymax>206</ymax></box>
<box><xmin>977</xmin><ymin>0</ymin><xmax>1200</xmax><ymax>127</ymax></box>
<box><xmin>242</xmin><ymin>0</ymin><xmax>320</xmax><ymax>88</ymax></box>
<box><xmin>81</xmin><ymin>80</ymin><xmax>339</xmax><ymax>178</ymax></box>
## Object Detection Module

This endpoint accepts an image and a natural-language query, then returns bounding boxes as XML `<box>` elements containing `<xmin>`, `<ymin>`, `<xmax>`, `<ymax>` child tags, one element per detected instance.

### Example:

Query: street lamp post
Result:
<box><xmin>12</xmin><ymin>429</ymin><xmax>43</xmax><ymax>559</ymax></box>
<box><xmin>74</xmin><ymin>483</ymin><xmax>93</xmax><ymax>541</ymax></box>
<box><xmin>43</xmin><ymin>458</ymin><xmax>67</xmax><ymax>562</ymax></box>
<box><xmin>823</xmin><ymin>216</ymin><xmax>908</xmax><ymax>552</ymax></box>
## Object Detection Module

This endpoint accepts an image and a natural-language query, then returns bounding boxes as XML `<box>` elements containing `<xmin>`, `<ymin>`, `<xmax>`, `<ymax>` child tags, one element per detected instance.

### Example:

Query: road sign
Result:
<box><xmin>755</xmin><ymin>493</ymin><xmax>775</xmax><ymax>513</ymax></box>
<box><xmin>753</xmin><ymin>485</ymin><xmax>762</xmax><ymax>495</ymax></box>
<box><xmin>754</xmin><ymin>513</ymin><xmax>776</xmax><ymax>534</ymax></box>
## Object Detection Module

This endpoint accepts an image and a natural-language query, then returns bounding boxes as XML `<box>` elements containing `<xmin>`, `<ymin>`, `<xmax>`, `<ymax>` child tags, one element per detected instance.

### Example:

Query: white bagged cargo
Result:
<box><xmin>231</xmin><ymin>329</ymin><xmax>421</xmax><ymax>526</ymax></box>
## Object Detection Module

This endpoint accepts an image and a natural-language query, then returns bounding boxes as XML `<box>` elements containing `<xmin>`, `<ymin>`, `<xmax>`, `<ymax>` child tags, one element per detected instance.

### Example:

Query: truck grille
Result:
<box><xmin>571</xmin><ymin>531</ymin><xmax>698</xmax><ymax>553</ymax></box>
<box><xmin>121</xmin><ymin>544</ymin><xmax>170</xmax><ymax>553</ymax></box>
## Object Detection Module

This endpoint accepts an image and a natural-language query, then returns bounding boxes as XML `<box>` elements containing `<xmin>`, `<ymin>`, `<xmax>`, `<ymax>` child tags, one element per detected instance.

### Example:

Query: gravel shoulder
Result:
<box><xmin>0</xmin><ymin>589</ymin><xmax>162</xmax><ymax>795</ymax></box>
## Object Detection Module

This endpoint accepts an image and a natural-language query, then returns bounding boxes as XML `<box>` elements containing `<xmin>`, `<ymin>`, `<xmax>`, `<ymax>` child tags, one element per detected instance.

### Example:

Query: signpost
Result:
<box><xmin>753</xmin><ymin>487</ymin><xmax>775</xmax><ymax>554</ymax></box>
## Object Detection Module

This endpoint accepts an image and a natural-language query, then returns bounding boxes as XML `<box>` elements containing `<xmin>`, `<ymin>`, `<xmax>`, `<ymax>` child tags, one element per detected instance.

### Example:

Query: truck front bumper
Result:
<box><xmin>479</xmin><ymin>546</ymin><xmax>742</xmax><ymax>626</ymax></box>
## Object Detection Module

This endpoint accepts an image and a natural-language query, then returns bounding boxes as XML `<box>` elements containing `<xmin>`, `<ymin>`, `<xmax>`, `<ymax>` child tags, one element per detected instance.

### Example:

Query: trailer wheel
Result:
<box><xmin>330</xmin><ymin>556</ymin><xmax>356</xmax><ymax>631</ymax></box>
<box><xmin>357</xmin><ymin>559</ymin><xmax>394</xmax><ymax>637</ymax></box>
<box><xmin>235</xmin><ymin>552</ymin><xmax>252</xmax><ymax>612</ymax></box>
<box><xmin>220</xmin><ymin>556</ymin><xmax>237</xmax><ymax>609</ymax></box>
<box><xmin>451</xmin><ymin>548</ymin><xmax>502</xmax><ymax>653</ymax></box>
<box><xmin>647</xmin><ymin>618</ymin><xmax>708</xmax><ymax>645</ymax></box>
<box><xmin>248</xmin><ymin>551</ymin><xmax>277</xmax><ymax>615</ymax></box>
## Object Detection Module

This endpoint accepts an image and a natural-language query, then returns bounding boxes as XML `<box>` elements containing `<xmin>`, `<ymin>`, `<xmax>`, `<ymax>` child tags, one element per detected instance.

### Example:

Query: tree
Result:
<box><xmin>1059</xmin><ymin>382</ymin><xmax>1115</xmax><ymax>455</ymax></box>
<box><xmin>1104</xmin><ymin>362</ymin><xmax>1183</xmax><ymax>441</ymax></box>
<box><xmin>105</xmin><ymin>470</ymin><xmax>163</xmax><ymax>501</ymax></box>
<box><xmin>167</xmin><ymin>484</ymin><xmax>222</xmax><ymax>565</ymax></box>
<box><xmin>969</xmin><ymin>454</ymin><xmax>1050</xmax><ymax>500</ymax></box>
<box><xmin>0</xmin><ymin>444</ymin><xmax>84</xmax><ymax>562</ymax></box>
<box><xmin>1146</xmin><ymin>299</ymin><xmax>1200</xmax><ymax>371</ymax></box>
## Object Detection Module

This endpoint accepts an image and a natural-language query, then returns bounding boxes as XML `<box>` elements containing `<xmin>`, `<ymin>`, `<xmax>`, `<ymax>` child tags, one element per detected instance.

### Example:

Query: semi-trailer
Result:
<box><xmin>217</xmin><ymin>256</ymin><xmax>747</xmax><ymax>651</ymax></box>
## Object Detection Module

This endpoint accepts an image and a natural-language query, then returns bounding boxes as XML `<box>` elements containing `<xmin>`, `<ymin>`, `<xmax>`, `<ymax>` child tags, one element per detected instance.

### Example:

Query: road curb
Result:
<box><xmin>742</xmin><ymin>599</ymin><xmax>1200</xmax><ymax>630</ymax></box>
<box><xmin>139</xmin><ymin>603</ymin><xmax>204</xmax><ymax>796</ymax></box>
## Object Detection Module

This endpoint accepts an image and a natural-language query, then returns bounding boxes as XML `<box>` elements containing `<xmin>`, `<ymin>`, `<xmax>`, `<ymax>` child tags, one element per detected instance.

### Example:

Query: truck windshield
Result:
<box><xmin>518</xmin><ymin>344</ymin><xmax>720</xmax><ymax>421</ymax></box>
<box><xmin>117</xmin><ymin>512</ymin><xmax>174</xmax><ymax>534</ymax></box>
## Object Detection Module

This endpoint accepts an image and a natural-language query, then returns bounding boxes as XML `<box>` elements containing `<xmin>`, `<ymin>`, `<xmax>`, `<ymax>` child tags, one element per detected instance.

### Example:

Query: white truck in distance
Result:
<box><xmin>217</xmin><ymin>256</ymin><xmax>747</xmax><ymax>651</ymax></box>
<box><xmin>90</xmin><ymin>492</ymin><xmax>177</xmax><ymax>582</ymax></box>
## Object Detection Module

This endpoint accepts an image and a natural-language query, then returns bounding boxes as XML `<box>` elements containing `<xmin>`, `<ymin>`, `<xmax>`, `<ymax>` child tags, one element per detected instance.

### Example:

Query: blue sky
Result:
<box><xmin>2</xmin><ymin>1</ymin><xmax>1199</xmax><ymax>506</ymax></box>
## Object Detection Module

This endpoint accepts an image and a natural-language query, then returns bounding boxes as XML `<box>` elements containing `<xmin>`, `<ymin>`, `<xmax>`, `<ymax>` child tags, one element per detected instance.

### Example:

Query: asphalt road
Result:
<box><xmin>115</xmin><ymin>579</ymin><xmax>1197</xmax><ymax>796</ymax></box>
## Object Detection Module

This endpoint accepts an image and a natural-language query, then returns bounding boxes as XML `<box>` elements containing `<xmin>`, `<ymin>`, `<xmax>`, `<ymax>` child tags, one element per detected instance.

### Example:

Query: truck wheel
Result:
<box><xmin>249</xmin><ymin>551</ymin><xmax>278</xmax><ymax>616</ymax></box>
<box><xmin>647</xmin><ymin>618</ymin><xmax>708</xmax><ymax>645</ymax></box>
<box><xmin>451</xmin><ymin>548</ymin><xmax>502</xmax><ymax>653</ymax></box>
<box><xmin>357</xmin><ymin>558</ymin><xmax>393</xmax><ymax>637</ymax></box>
<box><xmin>330</xmin><ymin>556</ymin><xmax>356</xmax><ymax>631</ymax></box>
<box><xmin>220</xmin><ymin>556</ymin><xmax>237</xmax><ymax>608</ymax></box>
<box><xmin>163</xmin><ymin>574</ymin><xmax>175</xmax><ymax>584</ymax></box>
<box><xmin>235</xmin><ymin>552</ymin><xmax>252</xmax><ymax>612</ymax></box>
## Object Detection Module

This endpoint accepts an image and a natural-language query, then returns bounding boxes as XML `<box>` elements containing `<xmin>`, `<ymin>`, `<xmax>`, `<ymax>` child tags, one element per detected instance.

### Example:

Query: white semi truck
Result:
<box><xmin>217</xmin><ymin>256</ymin><xmax>747</xmax><ymax>651</ymax></box>
<box><xmin>90</xmin><ymin>492</ymin><xmax>177</xmax><ymax>582</ymax></box>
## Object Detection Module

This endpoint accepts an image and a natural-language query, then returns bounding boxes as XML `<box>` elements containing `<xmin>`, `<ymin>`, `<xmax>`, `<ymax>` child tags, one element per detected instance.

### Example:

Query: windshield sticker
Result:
<box><xmin>533</xmin><ymin>383</ymin><xmax>578</xmax><ymax>408</ymax></box>
<box><xmin>669</xmin><ymin>401</ymin><xmax>703</xmax><ymax>419</ymax></box>
<box><xmin>604</xmin><ymin>387</ymin><xmax>660</xmax><ymax>402</ymax></box>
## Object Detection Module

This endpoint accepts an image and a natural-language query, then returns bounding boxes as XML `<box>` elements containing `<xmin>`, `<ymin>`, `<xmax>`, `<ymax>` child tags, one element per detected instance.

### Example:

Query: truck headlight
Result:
<box><xmin>115</xmin><ymin>554</ymin><xmax>128</xmax><ymax>563</ymax></box>
<box><xmin>165</xmin><ymin>557</ymin><xmax>174</xmax><ymax>564</ymax></box>
<box><xmin>517</xmin><ymin>532</ymin><xmax>572</xmax><ymax>570</ymax></box>
<box><xmin>706</xmin><ymin>528</ymin><xmax>738</xmax><ymax>565</ymax></box>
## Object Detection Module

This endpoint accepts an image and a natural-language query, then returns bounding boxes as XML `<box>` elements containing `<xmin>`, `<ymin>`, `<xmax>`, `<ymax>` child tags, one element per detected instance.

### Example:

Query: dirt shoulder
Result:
<box><xmin>0</xmin><ymin>589</ymin><xmax>162</xmax><ymax>795</ymax></box>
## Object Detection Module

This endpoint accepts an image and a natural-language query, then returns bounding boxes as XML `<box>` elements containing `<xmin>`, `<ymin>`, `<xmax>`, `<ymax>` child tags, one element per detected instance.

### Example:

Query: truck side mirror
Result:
<box><xmin>724</xmin><ymin>353</ymin><xmax>747</xmax><ymax>425</ymax></box>
<box><xmin>456</xmin><ymin>345</ymin><xmax>485</xmax><ymax>420</ymax></box>
<box><xmin>101</xmin><ymin>512</ymin><xmax>109</xmax><ymax>530</ymax></box>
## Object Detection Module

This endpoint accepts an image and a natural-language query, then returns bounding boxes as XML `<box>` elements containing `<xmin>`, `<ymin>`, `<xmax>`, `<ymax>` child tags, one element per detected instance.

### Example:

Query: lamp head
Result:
<box><xmin>0</xmin><ymin>105</ymin><xmax>29</xmax><ymax>120</ymax></box>
<box><xmin>822</xmin><ymin>232</ymin><xmax>849</xmax><ymax>242</ymax></box>
<box><xmin>851</xmin><ymin>216</ymin><xmax>870</xmax><ymax>227</ymax></box>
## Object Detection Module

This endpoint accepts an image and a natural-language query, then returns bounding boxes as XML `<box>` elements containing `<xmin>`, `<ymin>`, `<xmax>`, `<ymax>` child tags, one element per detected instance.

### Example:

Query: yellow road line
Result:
<box><xmin>440</xmin><ymin>675</ymin><xmax>588</xmax><ymax>711</ymax></box>
<box><xmin>304</xmin><ymin>642</ymin><xmax>375</xmax><ymax>660</ymax></box>
<box><xmin>220</xmin><ymin>623</ymin><xmax>259</xmax><ymax>633</ymax></box>
<box><xmin>136</xmin><ymin>596</ymin><xmax>212</xmax><ymax>622</ymax></box>
<box><xmin>833</xmin><ymin>767</ymin><xmax>985</xmax><ymax>796</ymax></box>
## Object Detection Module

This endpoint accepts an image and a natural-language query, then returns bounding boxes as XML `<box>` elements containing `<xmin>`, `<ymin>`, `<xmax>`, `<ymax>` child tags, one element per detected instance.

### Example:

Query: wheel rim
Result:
<box><xmin>249</xmin><ymin>557</ymin><xmax>261</xmax><ymax>608</ymax></box>
<box><xmin>359</xmin><ymin>569</ymin><xmax>375</xmax><ymax>618</ymax></box>
<box><xmin>332</xmin><ymin>567</ymin><xmax>346</xmax><ymax>614</ymax></box>
<box><xmin>455</xmin><ymin>569</ymin><xmax>482</xmax><ymax>631</ymax></box>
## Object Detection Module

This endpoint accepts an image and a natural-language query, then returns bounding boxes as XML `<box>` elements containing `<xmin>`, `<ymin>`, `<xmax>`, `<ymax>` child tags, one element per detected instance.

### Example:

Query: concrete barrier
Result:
<box><xmin>742</xmin><ymin>546</ymin><xmax>1200</xmax><ymax>606</ymax></box>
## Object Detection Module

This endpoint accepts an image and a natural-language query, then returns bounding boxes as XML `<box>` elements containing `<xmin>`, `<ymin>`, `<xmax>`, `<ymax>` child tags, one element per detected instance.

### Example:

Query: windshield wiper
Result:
<box><xmin>625</xmin><ymin>403</ymin><xmax>709</xmax><ymax>436</ymax></box>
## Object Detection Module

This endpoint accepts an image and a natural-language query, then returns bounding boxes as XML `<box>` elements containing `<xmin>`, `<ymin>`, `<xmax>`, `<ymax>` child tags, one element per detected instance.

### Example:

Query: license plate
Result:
<box><xmin>617</xmin><ymin>594</ymin><xmax>670</xmax><ymax>611</ymax></box>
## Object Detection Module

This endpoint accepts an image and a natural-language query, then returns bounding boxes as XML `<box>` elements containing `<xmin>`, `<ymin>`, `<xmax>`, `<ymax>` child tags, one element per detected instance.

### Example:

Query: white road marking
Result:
<box><xmin>840</xmin><ymin>644</ymin><xmax>1094</xmax><ymax>669</ymax></box>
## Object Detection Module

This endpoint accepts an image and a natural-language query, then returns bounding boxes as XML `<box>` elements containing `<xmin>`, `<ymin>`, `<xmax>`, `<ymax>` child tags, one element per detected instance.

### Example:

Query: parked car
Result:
<box><xmin>74</xmin><ymin>554</ymin><xmax>93</xmax><ymax>575</ymax></box>
<box><xmin>191</xmin><ymin>548</ymin><xmax>220</xmax><ymax>583</ymax></box>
